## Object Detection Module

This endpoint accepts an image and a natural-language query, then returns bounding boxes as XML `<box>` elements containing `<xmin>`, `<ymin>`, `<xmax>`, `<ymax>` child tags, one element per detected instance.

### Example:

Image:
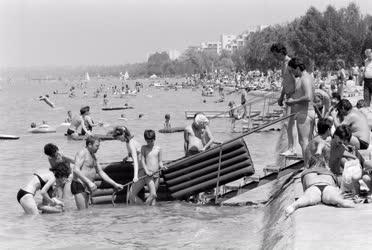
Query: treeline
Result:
<box><xmin>134</xmin><ymin>3</ymin><xmax>372</xmax><ymax>76</ymax></box>
<box><xmin>235</xmin><ymin>2</ymin><xmax>372</xmax><ymax>72</ymax></box>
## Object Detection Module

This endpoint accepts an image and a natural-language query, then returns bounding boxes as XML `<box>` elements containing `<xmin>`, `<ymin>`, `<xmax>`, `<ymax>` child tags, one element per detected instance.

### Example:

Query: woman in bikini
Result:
<box><xmin>17</xmin><ymin>162</ymin><xmax>71</xmax><ymax>215</ymax></box>
<box><xmin>285</xmin><ymin>154</ymin><xmax>354</xmax><ymax>216</ymax></box>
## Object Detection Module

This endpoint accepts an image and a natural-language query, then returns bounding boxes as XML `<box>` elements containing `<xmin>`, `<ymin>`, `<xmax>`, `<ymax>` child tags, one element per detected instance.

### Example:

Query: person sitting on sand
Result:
<box><xmin>313</xmin><ymin>89</ymin><xmax>331</xmax><ymax>119</ymax></box>
<box><xmin>164</xmin><ymin>114</ymin><xmax>171</xmax><ymax>129</ymax></box>
<box><xmin>17</xmin><ymin>161</ymin><xmax>71</xmax><ymax>215</ymax></box>
<box><xmin>184</xmin><ymin>113</ymin><xmax>216</xmax><ymax>156</ymax></box>
<box><xmin>285</xmin><ymin>154</ymin><xmax>354</xmax><ymax>217</ymax></box>
<box><xmin>331</xmin><ymin>99</ymin><xmax>370</xmax><ymax>150</ymax></box>
<box><xmin>329</xmin><ymin>125</ymin><xmax>370</xmax><ymax>196</ymax></box>
<box><xmin>304</xmin><ymin>118</ymin><xmax>332</xmax><ymax>167</ymax></box>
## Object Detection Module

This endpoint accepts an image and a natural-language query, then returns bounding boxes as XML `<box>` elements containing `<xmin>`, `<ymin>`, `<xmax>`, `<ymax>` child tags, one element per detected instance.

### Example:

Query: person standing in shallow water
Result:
<box><xmin>270</xmin><ymin>43</ymin><xmax>296</xmax><ymax>156</ymax></box>
<box><xmin>71</xmin><ymin>136</ymin><xmax>123</xmax><ymax>210</ymax></box>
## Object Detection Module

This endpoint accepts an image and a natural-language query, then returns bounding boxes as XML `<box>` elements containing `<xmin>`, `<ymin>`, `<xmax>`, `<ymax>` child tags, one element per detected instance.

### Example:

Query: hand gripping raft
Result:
<box><xmin>162</xmin><ymin>138</ymin><xmax>255</xmax><ymax>199</ymax></box>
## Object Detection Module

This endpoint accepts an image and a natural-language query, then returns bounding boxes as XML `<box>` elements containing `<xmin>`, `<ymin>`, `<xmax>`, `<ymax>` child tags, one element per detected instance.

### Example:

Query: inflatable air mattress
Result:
<box><xmin>28</xmin><ymin>126</ymin><xmax>56</xmax><ymax>134</ymax></box>
<box><xmin>102</xmin><ymin>106</ymin><xmax>134</xmax><ymax>111</ymax></box>
<box><xmin>162</xmin><ymin>139</ymin><xmax>254</xmax><ymax>199</ymax></box>
<box><xmin>158</xmin><ymin>127</ymin><xmax>185</xmax><ymax>133</ymax></box>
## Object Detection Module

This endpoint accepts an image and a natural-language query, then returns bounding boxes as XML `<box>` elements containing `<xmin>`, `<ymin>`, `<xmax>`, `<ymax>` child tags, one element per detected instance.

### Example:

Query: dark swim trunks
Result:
<box><xmin>67</xmin><ymin>128</ymin><xmax>76</xmax><ymax>135</ymax></box>
<box><xmin>357</xmin><ymin>137</ymin><xmax>369</xmax><ymax>150</ymax></box>
<box><xmin>16</xmin><ymin>189</ymin><xmax>33</xmax><ymax>203</ymax></box>
<box><xmin>71</xmin><ymin>180</ymin><xmax>86</xmax><ymax>195</ymax></box>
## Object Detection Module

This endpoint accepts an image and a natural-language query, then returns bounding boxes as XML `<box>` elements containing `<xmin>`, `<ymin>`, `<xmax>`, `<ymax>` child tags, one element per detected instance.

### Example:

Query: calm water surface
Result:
<box><xmin>0</xmin><ymin>78</ymin><xmax>280</xmax><ymax>249</ymax></box>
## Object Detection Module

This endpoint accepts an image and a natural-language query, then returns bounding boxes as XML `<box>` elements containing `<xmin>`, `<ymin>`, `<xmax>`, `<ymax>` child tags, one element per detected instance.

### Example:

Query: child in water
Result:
<box><xmin>164</xmin><ymin>114</ymin><xmax>171</xmax><ymax>129</ymax></box>
<box><xmin>103</xmin><ymin>94</ymin><xmax>109</xmax><ymax>106</ymax></box>
<box><xmin>130</xmin><ymin>130</ymin><xmax>165</xmax><ymax>205</ymax></box>
<box><xmin>65</xmin><ymin>110</ymin><xmax>72</xmax><ymax>123</ymax></box>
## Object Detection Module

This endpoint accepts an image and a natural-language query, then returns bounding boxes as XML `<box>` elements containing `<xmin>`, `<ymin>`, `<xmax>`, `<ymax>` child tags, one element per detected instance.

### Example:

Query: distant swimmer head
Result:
<box><xmin>203</xmin><ymin>99</ymin><xmax>206</xmax><ymax>103</ymax></box>
<box><xmin>124</xmin><ymin>103</ymin><xmax>128</xmax><ymax>106</ymax></box>
<box><xmin>228</xmin><ymin>101</ymin><xmax>235</xmax><ymax>107</ymax></box>
<box><xmin>80</xmin><ymin>106</ymin><xmax>90</xmax><ymax>115</ymax></box>
<box><xmin>112</xmin><ymin>126</ymin><xmax>133</xmax><ymax>142</ymax></box>
<box><xmin>194</xmin><ymin>113</ymin><xmax>209</xmax><ymax>128</ymax></box>
<box><xmin>139</xmin><ymin>114</ymin><xmax>143</xmax><ymax>118</ymax></box>
<box><xmin>165</xmin><ymin>114</ymin><xmax>170</xmax><ymax>120</ymax></box>
<box><xmin>30</xmin><ymin>122</ymin><xmax>37</xmax><ymax>128</ymax></box>
<box><xmin>45</xmin><ymin>94</ymin><xmax>49</xmax><ymax>98</ymax></box>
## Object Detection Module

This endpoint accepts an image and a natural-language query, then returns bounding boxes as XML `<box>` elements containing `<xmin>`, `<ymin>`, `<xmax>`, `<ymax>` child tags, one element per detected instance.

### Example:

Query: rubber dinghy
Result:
<box><xmin>101</xmin><ymin>106</ymin><xmax>134</xmax><ymax>111</ymax></box>
<box><xmin>158</xmin><ymin>126</ymin><xmax>185</xmax><ymax>133</ymax></box>
<box><xmin>162</xmin><ymin>138</ymin><xmax>255</xmax><ymax>199</ymax></box>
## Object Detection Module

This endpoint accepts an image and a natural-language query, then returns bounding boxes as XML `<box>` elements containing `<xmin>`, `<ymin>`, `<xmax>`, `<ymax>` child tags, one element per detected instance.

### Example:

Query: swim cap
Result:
<box><xmin>194</xmin><ymin>113</ymin><xmax>209</xmax><ymax>126</ymax></box>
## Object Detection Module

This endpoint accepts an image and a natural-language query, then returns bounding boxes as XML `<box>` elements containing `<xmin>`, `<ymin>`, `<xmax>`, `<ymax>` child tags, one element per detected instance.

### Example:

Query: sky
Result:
<box><xmin>0</xmin><ymin>0</ymin><xmax>371</xmax><ymax>67</ymax></box>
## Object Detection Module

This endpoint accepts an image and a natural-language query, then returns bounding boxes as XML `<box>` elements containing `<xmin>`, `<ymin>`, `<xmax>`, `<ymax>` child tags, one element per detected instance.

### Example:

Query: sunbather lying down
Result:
<box><xmin>285</xmin><ymin>155</ymin><xmax>354</xmax><ymax>216</ymax></box>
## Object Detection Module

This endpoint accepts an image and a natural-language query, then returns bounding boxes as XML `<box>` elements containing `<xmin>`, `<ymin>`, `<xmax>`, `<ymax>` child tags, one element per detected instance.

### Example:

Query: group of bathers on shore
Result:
<box><xmin>265</xmin><ymin>43</ymin><xmax>372</xmax><ymax>215</ymax></box>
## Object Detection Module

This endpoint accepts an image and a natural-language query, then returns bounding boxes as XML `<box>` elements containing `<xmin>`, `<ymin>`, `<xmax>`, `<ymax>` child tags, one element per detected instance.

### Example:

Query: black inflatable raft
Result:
<box><xmin>162</xmin><ymin>138</ymin><xmax>255</xmax><ymax>199</ymax></box>
<box><xmin>91</xmin><ymin>161</ymin><xmax>171</xmax><ymax>204</ymax></box>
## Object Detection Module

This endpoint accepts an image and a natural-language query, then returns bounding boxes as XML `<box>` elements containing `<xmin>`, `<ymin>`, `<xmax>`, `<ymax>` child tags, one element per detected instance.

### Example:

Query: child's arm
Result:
<box><xmin>129</xmin><ymin>141</ymin><xmax>139</xmax><ymax>181</ymax></box>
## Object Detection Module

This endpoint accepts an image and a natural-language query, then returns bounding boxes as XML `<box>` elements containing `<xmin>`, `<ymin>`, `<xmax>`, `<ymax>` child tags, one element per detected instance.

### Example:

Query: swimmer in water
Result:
<box><xmin>139</xmin><ymin>114</ymin><xmax>144</xmax><ymax>119</ymax></box>
<box><xmin>39</xmin><ymin>94</ymin><xmax>55</xmax><ymax>108</ymax></box>
<box><xmin>164</xmin><ymin>114</ymin><xmax>171</xmax><ymax>129</ymax></box>
<box><xmin>16</xmin><ymin>161</ymin><xmax>71</xmax><ymax>215</ymax></box>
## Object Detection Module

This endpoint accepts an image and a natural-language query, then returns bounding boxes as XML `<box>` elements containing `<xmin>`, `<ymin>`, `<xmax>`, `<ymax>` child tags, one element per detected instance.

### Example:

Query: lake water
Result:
<box><xmin>0</xmin><ymin>77</ymin><xmax>282</xmax><ymax>249</ymax></box>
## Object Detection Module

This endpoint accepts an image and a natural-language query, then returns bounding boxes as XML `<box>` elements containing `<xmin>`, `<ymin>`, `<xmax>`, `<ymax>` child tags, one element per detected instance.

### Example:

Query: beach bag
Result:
<box><xmin>341</xmin><ymin>159</ymin><xmax>362</xmax><ymax>193</ymax></box>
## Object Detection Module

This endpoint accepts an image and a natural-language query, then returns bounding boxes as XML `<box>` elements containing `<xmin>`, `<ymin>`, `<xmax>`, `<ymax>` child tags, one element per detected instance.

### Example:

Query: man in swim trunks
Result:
<box><xmin>66</xmin><ymin>106</ymin><xmax>91</xmax><ymax>138</ymax></box>
<box><xmin>71</xmin><ymin>136</ymin><xmax>123</xmax><ymax>210</ymax></box>
<box><xmin>184</xmin><ymin>113</ymin><xmax>215</xmax><ymax>156</ymax></box>
<box><xmin>331</xmin><ymin>99</ymin><xmax>370</xmax><ymax>150</ymax></box>
<box><xmin>270</xmin><ymin>43</ymin><xmax>296</xmax><ymax>156</ymax></box>
<box><xmin>286</xmin><ymin>57</ymin><xmax>316</xmax><ymax>158</ymax></box>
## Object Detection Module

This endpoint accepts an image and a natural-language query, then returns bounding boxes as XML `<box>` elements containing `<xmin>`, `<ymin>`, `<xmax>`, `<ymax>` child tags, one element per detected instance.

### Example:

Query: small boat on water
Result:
<box><xmin>0</xmin><ymin>134</ymin><xmax>20</xmax><ymax>140</ymax></box>
<box><xmin>102</xmin><ymin>106</ymin><xmax>134</xmax><ymax>111</ymax></box>
<box><xmin>184</xmin><ymin>110</ymin><xmax>260</xmax><ymax>119</ymax></box>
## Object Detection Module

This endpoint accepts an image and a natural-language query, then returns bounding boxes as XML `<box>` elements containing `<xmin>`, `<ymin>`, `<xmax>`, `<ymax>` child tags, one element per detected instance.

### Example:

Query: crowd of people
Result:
<box><xmin>265</xmin><ymin>43</ymin><xmax>372</xmax><ymax>215</ymax></box>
